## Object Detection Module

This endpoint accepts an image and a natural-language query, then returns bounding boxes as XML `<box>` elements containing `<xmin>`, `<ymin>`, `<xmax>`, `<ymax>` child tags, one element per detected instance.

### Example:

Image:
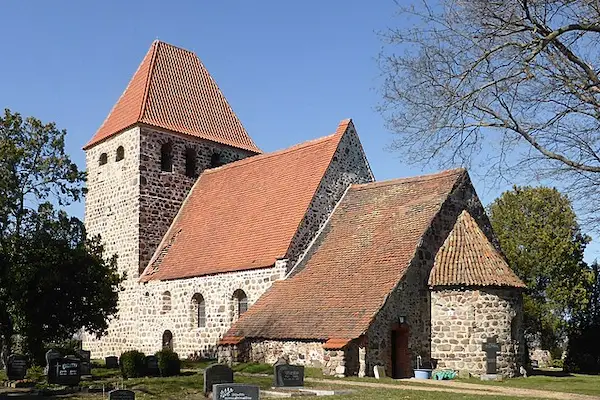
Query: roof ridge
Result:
<box><xmin>351</xmin><ymin>168</ymin><xmax>466</xmax><ymax>191</ymax></box>
<box><xmin>202</xmin><ymin>130</ymin><xmax>341</xmax><ymax>175</ymax></box>
<box><xmin>153</xmin><ymin>40</ymin><xmax>196</xmax><ymax>55</ymax></box>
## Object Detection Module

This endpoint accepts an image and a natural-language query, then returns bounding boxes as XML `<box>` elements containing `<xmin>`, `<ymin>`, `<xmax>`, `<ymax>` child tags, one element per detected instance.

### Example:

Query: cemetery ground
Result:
<box><xmin>1</xmin><ymin>362</ymin><xmax>600</xmax><ymax>399</ymax></box>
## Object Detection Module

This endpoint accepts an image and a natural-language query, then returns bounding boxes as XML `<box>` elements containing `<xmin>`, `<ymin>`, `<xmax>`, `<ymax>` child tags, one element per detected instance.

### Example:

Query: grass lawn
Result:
<box><xmin>461</xmin><ymin>370</ymin><xmax>600</xmax><ymax>396</ymax></box>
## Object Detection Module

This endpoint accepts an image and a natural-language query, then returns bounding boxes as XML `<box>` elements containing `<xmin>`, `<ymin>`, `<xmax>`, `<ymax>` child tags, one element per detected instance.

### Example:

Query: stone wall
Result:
<box><xmin>138</xmin><ymin>126</ymin><xmax>255</xmax><ymax>275</ymax></box>
<box><xmin>83</xmin><ymin>127</ymin><xmax>141</xmax><ymax>356</ymax></box>
<box><xmin>363</xmin><ymin>173</ymin><xmax>523</xmax><ymax>377</ymax></box>
<box><xmin>287</xmin><ymin>123</ymin><xmax>373</xmax><ymax>274</ymax></box>
<box><xmin>135</xmin><ymin>261</ymin><xmax>287</xmax><ymax>358</ymax></box>
<box><xmin>222</xmin><ymin>339</ymin><xmax>348</xmax><ymax>376</ymax></box>
<box><xmin>431</xmin><ymin>288</ymin><xmax>524</xmax><ymax>377</ymax></box>
<box><xmin>82</xmin><ymin>124</ymin><xmax>256</xmax><ymax>357</ymax></box>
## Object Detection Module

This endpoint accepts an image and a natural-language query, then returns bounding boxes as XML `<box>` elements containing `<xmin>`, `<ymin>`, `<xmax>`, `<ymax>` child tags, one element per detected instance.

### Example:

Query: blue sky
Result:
<box><xmin>1</xmin><ymin>0</ymin><xmax>598</xmax><ymax>261</ymax></box>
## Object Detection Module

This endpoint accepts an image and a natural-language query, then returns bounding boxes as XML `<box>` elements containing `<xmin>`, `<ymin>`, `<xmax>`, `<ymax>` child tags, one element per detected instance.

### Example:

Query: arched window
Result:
<box><xmin>161</xmin><ymin>291</ymin><xmax>171</xmax><ymax>314</ymax></box>
<box><xmin>210</xmin><ymin>152</ymin><xmax>222</xmax><ymax>168</ymax></box>
<box><xmin>232</xmin><ymin>289</ymin><xmax>248</xmax><ymax>321</ymax></box>
<box><xmin>162</xmin><ymin>330</ymin><xmax>173</xmax><ymax>350</ymax></box>
<box><xmin>185</xmin><ymin>148</ymin><xmax>197</xmax><ymax>177</ymax></box>
<box><xmin>116</xmin><ymin>146</ymin><xmax>125</xmax><ymax>161</ymax></box>
<box><xmin>192</xmin><ymin>293</ymin><xmax>206</xmax><ymax>328</ymax></box>
<box><xmin>99</xmin><ymin>153</ymin><xmax>108</xmax><ymax>166</ymax></box>
<box><xmin>161</xmin><ymin>143</ymin><xmax>173</xmax><ymax>172</ymax></box>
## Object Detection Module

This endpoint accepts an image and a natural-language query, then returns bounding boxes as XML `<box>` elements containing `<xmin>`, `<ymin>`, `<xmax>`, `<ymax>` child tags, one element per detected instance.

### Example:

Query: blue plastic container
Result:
<box><xmin>414</xmin><ymin>369</ymin><xmax>433</xmax><ymax>379</ymax></box>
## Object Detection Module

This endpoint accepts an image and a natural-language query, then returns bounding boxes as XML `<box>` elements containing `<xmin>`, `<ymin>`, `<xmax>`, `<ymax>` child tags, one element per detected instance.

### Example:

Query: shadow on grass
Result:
<box><xmin>531</xmin><ymin>369</ymin><xmax>573</xmax><ymax>377</ymax></box>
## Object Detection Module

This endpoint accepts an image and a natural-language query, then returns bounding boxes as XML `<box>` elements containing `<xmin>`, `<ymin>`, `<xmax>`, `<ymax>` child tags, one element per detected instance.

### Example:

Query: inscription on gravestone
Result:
<box><xmin>145</xmin><ymin>355</ymin><xmax>159</xmax><ymax>376</ymax></box>
<box><xmin>105</xmin><ymin>356</ymin><xmax>119</xmax><ymax>369</ymax></box>
<box><xmin>204</xmin><ymin>364</ymin><xmax>234</xmax><ymax>395</ymax></box>
<box><xmin>212</xmin><ymin>383</ymin><xmax>259</xmax><ymax>400</ymax></box>
<box><xmin>274</xmin><ymin>364</ymin><xmax>304</xmax><ymax>387</ymax></box>
<box><xmin>7</xmin><ymin>354</ymin><xmax>28</xmax><ymax>380</ymax></box>
<box><xmin>482</xmin><ymin>337</ymin><xmax>501</xmax><ymax>374</ymax></box>
<box><xmin>49</xmin><ymin>358</ymin><xmax>81</xmax><ymax>386</ymax></box>
<box><xmin>77</xmin><ymin>349</ymin><xmax>92</xmax><ymax>375</ymax></box>
<box><xmin>108</xmin><ymin>389</ymin><xmax>136</xmax><ymax>400</ymax></box>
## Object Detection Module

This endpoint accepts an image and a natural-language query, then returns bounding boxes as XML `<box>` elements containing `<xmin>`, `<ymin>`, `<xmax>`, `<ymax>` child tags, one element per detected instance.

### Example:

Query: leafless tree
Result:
<box><xmin>380</xmin><ymin>0</ymin><xmax>600</xmax><ymax>225</ymax></box>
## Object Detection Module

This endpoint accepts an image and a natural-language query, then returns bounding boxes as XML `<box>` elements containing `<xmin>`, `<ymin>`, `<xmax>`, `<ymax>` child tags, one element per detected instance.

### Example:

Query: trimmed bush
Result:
<box><xmin>120</xmin><ymin>350</ymin><xmax>146</xmax><ymax>378</ymax></box>
<box><xmin>156</xmin><ymin>349</ymin><xmax>180</xmax><ymax>377</ymax></box>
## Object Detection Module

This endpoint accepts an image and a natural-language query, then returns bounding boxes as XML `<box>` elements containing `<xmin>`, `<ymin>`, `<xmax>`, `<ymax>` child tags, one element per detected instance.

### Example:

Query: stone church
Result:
<box><xmin>82</xmin><ymin>40</ymin><xmax>526</xmax><ymax>378</ymax></box>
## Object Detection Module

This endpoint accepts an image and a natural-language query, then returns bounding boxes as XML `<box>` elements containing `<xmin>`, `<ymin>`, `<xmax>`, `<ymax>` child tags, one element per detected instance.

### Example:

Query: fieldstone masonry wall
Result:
<box><xmin>221</xmin><ymin>340</ymin><xmax>348</xmax><ymax>376</ymax></box>
<box><xmin>136</xmin><ymin>261</ymin><xmax>287</xmax><ymax>358</ymax></box>
<box><xmin>138</xmin><ymin>126</ymin><xmax>255</xmax><ymax>274</ymax></box>
<box><xmin>363</xmin><ymin>174</ymin><xmax>523</xmax><ymax>377</ymax></box>
<box><xmin>83</xmin><ymin>127</ymin><xmax>141</xmax><ymax>357</ymax></box>
<box><xmin>431</xmin><ymin>288</ymin><xmax>524</xmax><ymax>377</ymax></box>
<box><xmin>287</xmin><ymin>124</ymin><xmax>373</xmax><ymax>274</ymax></box>
<box><xmin>82</xmin><ymin>125</ymin><xmax>256</xmax><ymax>357</ymax></box>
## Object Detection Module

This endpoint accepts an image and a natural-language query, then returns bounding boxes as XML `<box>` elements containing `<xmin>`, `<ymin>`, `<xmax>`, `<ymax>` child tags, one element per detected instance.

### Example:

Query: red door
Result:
<box><xmin>391</xmin><ymin>325</ymin><xmax>411</xmax><ymax>378</ymax></box>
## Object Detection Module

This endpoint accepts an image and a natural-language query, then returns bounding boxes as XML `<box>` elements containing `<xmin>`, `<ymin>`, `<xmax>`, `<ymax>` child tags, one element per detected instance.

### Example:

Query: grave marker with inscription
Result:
<box><xmin>6</xmin><ymin>354</ymin><xmax>28</xmax><ymax>381</ymax></box>
<box><xmin>204</xmin><ymin>364</ymin><xmax>234</xmax><ymax>396</ymax></box>
<box><xmin>49</xmin><ymin>358</ymin><xmax>81</xmax><ymax>386</ymax></box>
<box><xmin>108</xmin><ymin>389</ymin><xmax>136</xmax><ymax>400</ymax></box>
<box><xmin>482</xmin><ymin>337</ymin><xmax>501</xmax><ymax>375</ymax></box>
<box><xmin>45</xmin><ymin>349</ymin><xmax>61</xmax><ymax>375</ymax></box>
<box><xmin>212</xmin><ymin>383</ymin><xmax>259</xmax><ymax>400</ymax></box>
<box><xmin>274</xmin><ymin>364</ymin><xmax>304</xmax><ymax>387</ymax></box>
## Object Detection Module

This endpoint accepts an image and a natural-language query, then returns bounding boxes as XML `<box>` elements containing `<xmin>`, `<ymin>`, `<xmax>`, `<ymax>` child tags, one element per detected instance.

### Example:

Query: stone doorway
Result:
<box><xmin>162</xmin><ymin>330</ymin><xmax>173</xmax><ymax>350</ymax></box>
<box><xmin>391</xmin><ymin>324</ymin><xmax>411</xmax><ymax>378</ymax></box>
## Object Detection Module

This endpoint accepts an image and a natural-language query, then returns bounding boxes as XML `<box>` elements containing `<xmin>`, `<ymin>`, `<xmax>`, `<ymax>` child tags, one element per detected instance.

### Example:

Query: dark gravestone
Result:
<box><xmin>6</xmin><ymin>354</ymin><xmax>28</xmax><ymax>380</ymax></box>
<box><xmin>105</xmin><ymin>356</ymin><xmax>119</xmax><ymax>369</ymax></box>
<box><xmin>45</xmin><ymin>349</ymin><xmax>61</xmax><ymax>375</ymax></box>
<box><xmin>108</xmin><ymin>389</ymin><xmax>136</xmax><ymax>400</ymax></box>
<box><xmin>77</xmin><ymin>349</ymin><xmax>92</xmax><ymax>375</ymax></box>
<box><xmin>212</xmin><ymin>383</ymin><xmax>259</xmax><ymax>400</ymax></box>
<box><xmin>204</xmin><ymin>364</ymin><xmax>234</xmax><ymax>396</ymax></box>
<box><xmin>49</xmin><ymin>358</ymin><xmax>81</xmax><ymax>386</ymax></box>
<box><xmin>274</xmin><ymin>364</ymin><xmax>304</xmax><ymax>387</ymax></box>
<box><xmin>482</xmin><ymin>337</ymin><xmax>501</xmax><ymax>374</ymax></box>
<box><xmin>145</xmin><ymin>355</ymin><xmax>159</xmax><ymax>376</ymax></box>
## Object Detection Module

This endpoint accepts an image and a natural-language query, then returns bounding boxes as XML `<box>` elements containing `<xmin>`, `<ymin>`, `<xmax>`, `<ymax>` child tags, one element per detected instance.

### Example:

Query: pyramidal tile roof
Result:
<box><xmin>140</xmin><ymin>120</ymin><xmax>353</xmax><ymax>282</ymax></box>
<box><xmin>84</xmin><ymin>41</ymin><xmax>260</xmax><ymax>152</ymax></box>
<box><xmin>222</xmin><ymin>169</ymin><xmax>467</xmax><ymax>342</ymax></box>
<box><xmin>429</xmin><ymin>210</ymin><xmax>526</xmax><ymax>288</ymax></box>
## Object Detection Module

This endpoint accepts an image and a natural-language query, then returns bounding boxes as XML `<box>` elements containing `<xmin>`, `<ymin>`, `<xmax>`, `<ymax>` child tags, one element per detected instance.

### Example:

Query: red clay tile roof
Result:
<box><xmin>222</xmin><ymin>169</ymin><xmax>466</xmax><ymax>341</ymax></box>
<box><xmin>140</xmin><ymin>120</ymin><xmax>352</xmax><ymax>282</ymax></box>
<box><xmin>429</xmin><ymin>210</ymin><xmax>526</xmax><ymax>288</ymax></box>
<box><xmin>84</xmin><ymin>41</ymin><xmax>260</xmax><ymax>153</ymax></box>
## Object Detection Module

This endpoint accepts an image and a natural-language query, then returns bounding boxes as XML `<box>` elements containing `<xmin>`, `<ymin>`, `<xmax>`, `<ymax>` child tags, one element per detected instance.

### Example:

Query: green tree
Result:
<box><xmin>0</xmin><ymin>109</ymin><xmax>123</xmax><ymax>364</ymax></box>
<box><xmin>565</xmin><ymin>260</ymin><xmax>600</xmax><ymax>373</ymax></box>
<box><xmin>488</xmin><ymin>186</ymin><xmax>592</xmax><ymax>350</ymax></box>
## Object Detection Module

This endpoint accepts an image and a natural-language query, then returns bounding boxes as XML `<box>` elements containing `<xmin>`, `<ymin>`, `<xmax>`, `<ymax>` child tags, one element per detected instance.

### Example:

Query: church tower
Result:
<box><xmin>83</xmin><ymin>41</ymin><xmax>260</xmax><ymax>355</ymax></box>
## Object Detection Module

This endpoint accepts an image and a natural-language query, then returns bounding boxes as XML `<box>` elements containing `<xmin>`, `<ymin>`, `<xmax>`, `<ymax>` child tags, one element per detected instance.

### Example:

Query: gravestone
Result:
<box><xmin>145</xmin><ymin>355</ymin><xmax>159</xmax><ymax>377</ymax></box>
<box><xmin>274</xmin><ymin>363</ymin><xmax>304</xmax><ymax>387</ymax></box>
<box><xmin>6</xmin><ymin>354</ymin><xmax>28</xmax><ymax>381</ymax></box>
<box><xmin>108</xmin><ymin>389</ymin><xmax>136</xmax><ymax>400</ymax></box>
<box><xmin>77</xmin><ymin>349</ymin><xmax>92</xmax><ymax>376</ymax></box>
<box><xmin>105</xmin><ymin>356</ymin><xmax>119</xmax><ymax>369</ymax></box>
<box><xmin>212</xmin><ymin>383</ymin><xmax>259</xmax><ymax>400</ymax></box>
<box><xmin>373</xmin><ymin>365</ymin><xmax>385</xmax><ymax>379</ymax></box>
<box><xmin>49</xmin><ymin>357</ymin><xmax>81</xmax><ymax>386</ymax></box>
<box><xmin>204</xmin><ymin>364</ymin><xmax>234</xmax><ymax>396</ymax></box>
<box><xmin>481</xmin><ymin>336</ymin><xmax>501</xmax><ymax>374</ymax></box>
<box><xmin>45</xmin><ymin>349</ymin><xmax>61</xmax><ymax>375</ymax></box>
